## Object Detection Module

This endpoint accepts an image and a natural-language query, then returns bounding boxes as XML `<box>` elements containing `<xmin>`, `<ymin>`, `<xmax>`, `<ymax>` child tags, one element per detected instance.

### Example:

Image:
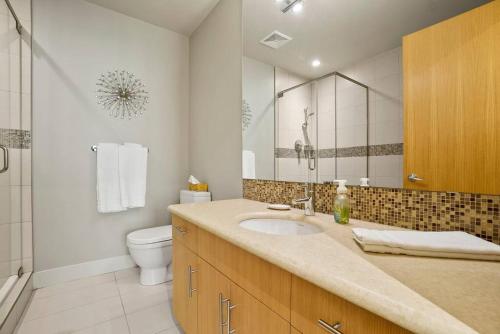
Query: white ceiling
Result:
<box><xmin>244</xmin><ymin>0</ymin><xmax>489</xmax><ymax>78</ymax></box>
<box><xmin>85</xmin><ymin>0</ymin><xmax>220</xmax><ymax>36</ymax></box>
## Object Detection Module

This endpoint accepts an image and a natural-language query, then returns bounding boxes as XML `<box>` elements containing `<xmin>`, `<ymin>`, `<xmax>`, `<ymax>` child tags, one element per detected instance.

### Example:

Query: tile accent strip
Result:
<box><xmin>0</xmin><ymin>128</ymin><xmax>31</xmax><ymax>149</ymax></box>
<box><xmin>243</xmin><ymin>179</ymin><xmax>500</xmax><ymax>245</ymax></box>
<box><xmin>275</xmin><ymin>143</ymin><xmax>403</xmax><ymax>159</ymax></box>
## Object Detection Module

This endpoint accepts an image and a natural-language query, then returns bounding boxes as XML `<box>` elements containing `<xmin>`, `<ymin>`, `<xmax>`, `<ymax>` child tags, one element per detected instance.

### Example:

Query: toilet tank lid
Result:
<box><xmin>127</xmin><ymin>225</ymin><xmax>172</xmax><ymax>245</ymax></box>
<box><xmin>181</xmin><ymin>190</ymin><xmax>211</xmax><ymax>197</ymax></box>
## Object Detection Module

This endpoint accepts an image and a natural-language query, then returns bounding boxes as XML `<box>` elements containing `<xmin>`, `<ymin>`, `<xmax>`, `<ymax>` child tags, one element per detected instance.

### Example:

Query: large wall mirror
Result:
<box><xmin>242</xmin><ymin>0</ymin><xmax>496</xmax><ymax>193</ymax></box>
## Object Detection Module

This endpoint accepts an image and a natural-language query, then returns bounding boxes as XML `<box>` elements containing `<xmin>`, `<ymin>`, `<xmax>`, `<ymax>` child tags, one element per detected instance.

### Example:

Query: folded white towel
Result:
<box><xmin>96</xmin><ymin>143</ymin><xmax>126</xmax><ymax>213</ymax></box>
<box><xmin>352</xmin><ymin>228</ymin><xmax>500</xmax><ymax>261</ymax></box>
<box><xmin>119</xmin><ymin>143</ymin><xmax>148</xmax><ymax>208</ymax></box>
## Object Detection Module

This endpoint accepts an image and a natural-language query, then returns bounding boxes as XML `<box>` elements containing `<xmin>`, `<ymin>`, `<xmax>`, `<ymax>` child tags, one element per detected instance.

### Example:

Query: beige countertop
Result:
<box><xmin>168</xmin><ymin>199</ymin><xmax>500</xmax><ymax>334</ymax></box>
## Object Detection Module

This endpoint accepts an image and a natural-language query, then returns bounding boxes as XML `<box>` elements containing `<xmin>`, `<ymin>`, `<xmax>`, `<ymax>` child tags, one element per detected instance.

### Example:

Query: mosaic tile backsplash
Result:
<box><xmin>0</xmin><ymin>128</ymin><xmax>31</xmax><ymax>149</ymax></box>
<box><xmin>243</xmin><ymin>179</ymin><xmax>500</xmax><ymax>245</ymax></box>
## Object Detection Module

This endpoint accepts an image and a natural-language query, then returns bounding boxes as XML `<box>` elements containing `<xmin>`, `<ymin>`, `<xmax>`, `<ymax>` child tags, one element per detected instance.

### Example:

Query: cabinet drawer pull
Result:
<box><xmin>187</xmin><ymin>265</ymin><xmax>197</xmax><ymax>297</ymax></box>
<box><xmin>0</xmin><ymin>145</ymin><xmax>8</xmax><ymax>173</ymax></box>
<box><xmin>219</xmin><ymin>293</ymin><xmax>236</xmax><ymax>334</ymax></box>
<box><xmin>219</xmin><ymin>293</ymin><xmax>227</xmax><ymax>334</ymax></box>
<box><xmin>318</xmin><ymin>319</ymin><xmax>343</xmax><ymax>334</ymax></box>
<box><xmin>174</xmin><ymin>225</ymin><xmax>187</xmax><ymax>234</ymax></box>
<box><xmin>408</xmin><ymin>173</ymin><xmax>423</xmax><ymax>182</ymax></box>
<box><xmin>227</xmin><ymin>299</ymin><xmax>236</xmax><ymax>334</ymax></box>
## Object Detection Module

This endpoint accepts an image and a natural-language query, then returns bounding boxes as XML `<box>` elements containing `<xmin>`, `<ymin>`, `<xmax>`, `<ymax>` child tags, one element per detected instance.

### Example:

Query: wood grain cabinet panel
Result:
<box><xmin>291</xmin><ymin>276</ymin><xmax>410</xmax><ymax>334</ymax></box>
<box><xmin>229</xmin><ymin>281</ymin><xmax>290</xmax><ymax>334</ymax></box>
<box><xmin>197</xmin><ymin>258</ymin><xmax>230</xmax><ymax>334</ymax></box>
<box><xmin>403</xmin><ymin>1</ymin><xmax>500</xmax><ymax>194</ymax></box>
<box><xmin>172</xmin><ymin>240</ymin><xmax>199</xmax><ymax>334</ymax></box>
<box><xmin>171</xmin><ymin>215</ymin><xmax>413</xmax><ymax>334</ymax></box>
<box><xmin>172</xmin><ymin>216</ymin><xmax>198</xmax><ymax>252</ymax></box>
<box><xmin>214</xmin><ymin>236</ymin><xmax>291</xmax><ymax>321</ymax></box>
<box><xmin>197</xmin><ymin>226</ymin><xmax>217</xmax><ymax>265</ymax></box>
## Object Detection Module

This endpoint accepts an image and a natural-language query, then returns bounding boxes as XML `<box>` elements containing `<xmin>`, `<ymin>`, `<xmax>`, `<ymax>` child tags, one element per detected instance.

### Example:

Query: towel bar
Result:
<box><xmin>91</xmin><ymin>145</ymin><xmax>149</xmax><ymax>152</ymax></box>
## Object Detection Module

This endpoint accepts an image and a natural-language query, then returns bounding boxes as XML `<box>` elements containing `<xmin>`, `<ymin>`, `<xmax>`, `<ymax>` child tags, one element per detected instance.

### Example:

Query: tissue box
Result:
<box><xmin>189</xmin><ymin>183</ymin><xmax>208</xmax><ymax>191</ymax></box>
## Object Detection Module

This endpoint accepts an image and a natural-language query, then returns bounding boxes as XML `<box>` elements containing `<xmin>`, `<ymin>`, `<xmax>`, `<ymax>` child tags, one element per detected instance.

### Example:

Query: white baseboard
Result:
<box><xmin>33</xmin><ymin>255</ymin><xmax>136</xmax><ymax>289</ymax></box>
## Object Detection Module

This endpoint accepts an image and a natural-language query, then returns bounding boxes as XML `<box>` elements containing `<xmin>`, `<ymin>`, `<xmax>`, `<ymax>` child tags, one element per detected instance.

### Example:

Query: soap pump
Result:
<box><xmin>333</xmin><ymin>179</ymin><xmax>350</xmax><ymax>225</ymax></box>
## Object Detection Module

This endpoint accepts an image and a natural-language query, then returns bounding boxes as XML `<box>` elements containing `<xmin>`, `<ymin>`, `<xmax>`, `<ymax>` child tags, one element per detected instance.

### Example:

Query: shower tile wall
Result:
<box><xmin>334</xmin><ymin>76</ymin><xmax>368</xmax><ymax>185</ymax></box>
<box><xmin>341</xmin><ymin>47</ymin><xmax>403</xmax><ymax>188</ymax></box>
<box><xmin>0</xmin><ymin>0</ymin><xmax>32</xmax><ymax>280</ymax></box>
<box><xmin>275</xmin><ymin>67</ymin><xmax>314</xmax><ymax>182</ymax></box>
<box><xmin>317</xmin><ymin>76</ymin><xmax>335</xmax><ymax>183</ymax></box>
<box><xmin>274</xmin><ymin>47</ymin><xmax>403</xmax><ymax>188</ymax></box>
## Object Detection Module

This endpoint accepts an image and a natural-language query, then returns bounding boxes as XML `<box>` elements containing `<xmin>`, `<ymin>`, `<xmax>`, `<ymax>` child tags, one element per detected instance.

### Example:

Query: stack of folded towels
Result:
<box><xmin>96</xmin><ymin>143</ymin><xmax>148</xmax><ymax>213</ymax></box>
<box><xmin>352</xmin><ymin>228</ymin><xmax>500</xmax><ymax>261</ymax></box>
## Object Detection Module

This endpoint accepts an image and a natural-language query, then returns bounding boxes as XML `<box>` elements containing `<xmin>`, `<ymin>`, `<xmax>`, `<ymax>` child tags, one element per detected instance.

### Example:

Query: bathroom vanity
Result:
<box><xmin>169</xmin><ymin>200</ymin><xmax>500</xmax><ymax>334</ymax></box>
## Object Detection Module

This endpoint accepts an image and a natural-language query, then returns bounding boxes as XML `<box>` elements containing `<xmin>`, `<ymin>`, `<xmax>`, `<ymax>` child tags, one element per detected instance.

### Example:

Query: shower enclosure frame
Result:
<box><xmin>0</xmin><ymin>0</ymin><xmax>31</xmax><ymax>331</ymax></box>
<box><xmin>275</xmin><ymin>70</ymin><xmax>369</xmax><ymax>183</ymax></box>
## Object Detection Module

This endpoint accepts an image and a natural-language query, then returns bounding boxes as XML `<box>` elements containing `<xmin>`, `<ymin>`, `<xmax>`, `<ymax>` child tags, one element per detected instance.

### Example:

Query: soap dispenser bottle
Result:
<box><xmin>333</xmin><ymin>180</ymin><xmax>350</xmax><ymax>224</ymax></box>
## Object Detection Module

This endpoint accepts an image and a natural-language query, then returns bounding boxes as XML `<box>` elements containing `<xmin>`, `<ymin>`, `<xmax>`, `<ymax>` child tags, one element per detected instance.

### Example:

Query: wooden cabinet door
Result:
<box><xmin>291</xmin><ymin>276</ymin><xmax>410</xmax><ymax>334</ymax></box>
<box><xmin>197</xmin><ymin>258</ymin><xmax>230</xmax><ymax>334</ymax></box>
<box><xmin>228</xmin><ymin>281</ymin><xmax>290</xmax><ymax>334</ymax></box>
<box><xmin>403</xmin><ymin>1</ymin><xmax>500</xmax><ymax>194</ymax></box>
<box><xmin>172</xmin><ymin>240</ymin><xmax>199</xmax><ymax>334</ymax></box>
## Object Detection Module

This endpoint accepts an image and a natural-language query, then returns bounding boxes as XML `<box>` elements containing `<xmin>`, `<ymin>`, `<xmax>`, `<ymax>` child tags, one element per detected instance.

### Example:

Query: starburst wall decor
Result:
<box><xmin>96</xmin><ymin>70</ymin><xmax>149</xmax><ymax>119</ymax></box>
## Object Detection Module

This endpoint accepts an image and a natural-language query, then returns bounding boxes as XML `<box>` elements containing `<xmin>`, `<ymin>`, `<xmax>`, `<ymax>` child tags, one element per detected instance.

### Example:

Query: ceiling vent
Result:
<box><xmin>259</xmin><ymin>30</ymin><xmax>292</xmax><ymax>49</ymax></box>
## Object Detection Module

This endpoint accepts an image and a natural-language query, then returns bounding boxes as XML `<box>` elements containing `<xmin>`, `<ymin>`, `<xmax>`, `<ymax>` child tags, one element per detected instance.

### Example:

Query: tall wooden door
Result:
<box><xmin>197</xmin><ymin>258</ymin><xmax>230</xmax><ymax>334</ymax></box>
<box><xmin>172</xmin><ymin>240</ymin><xmax>199</xmax><ymax>334</ymax></box>
<box><xmin>403</xmin><ymin>1</ymin><xmax>500</xmax><ymax>194</ymax></box>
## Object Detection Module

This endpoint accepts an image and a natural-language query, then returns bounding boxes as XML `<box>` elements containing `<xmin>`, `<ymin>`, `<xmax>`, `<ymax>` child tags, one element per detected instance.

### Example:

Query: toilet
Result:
<box><xmin>127</xmin><ymin>225</ymin><xmax>173</xmax><ymax>285</ymax></box>
<box><xmin>127</xmin><ymin>190</ymin><xmax>211</xmax><ymax>286</ymax></box>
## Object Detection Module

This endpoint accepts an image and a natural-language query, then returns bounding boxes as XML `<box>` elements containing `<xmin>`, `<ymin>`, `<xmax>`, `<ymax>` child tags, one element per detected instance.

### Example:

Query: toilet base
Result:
<box><xmin>140</xmin><ymin>267</ymin><xmax>168</xmax><ymax>286</ymax></box>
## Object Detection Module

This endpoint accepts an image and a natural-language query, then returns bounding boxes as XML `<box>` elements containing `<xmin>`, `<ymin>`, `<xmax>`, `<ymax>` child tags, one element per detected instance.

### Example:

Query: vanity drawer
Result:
<box><xmin>291</xmin><ymin>276</ymin><xmax>411</xmax><ymax>334</ymax></box>
<box><xmin>172</xmin><ymin>215</ymin><xmax>198</xmax><ymax>253</ymax></box>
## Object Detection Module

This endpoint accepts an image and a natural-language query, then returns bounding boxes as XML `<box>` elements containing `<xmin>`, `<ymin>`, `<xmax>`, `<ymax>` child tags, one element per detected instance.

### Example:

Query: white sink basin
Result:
<box><xmin>239</xmin><ymin>218</ymin><xmax>322</xmax><ymax>236</ymax></box>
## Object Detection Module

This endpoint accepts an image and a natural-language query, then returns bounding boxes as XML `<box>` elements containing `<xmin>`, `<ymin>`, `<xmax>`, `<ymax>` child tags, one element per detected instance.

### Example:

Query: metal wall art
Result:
<box><xmin>96</xmin><ymin>70</ymin><xmax>149</xmax><ymax>119</ymax></box>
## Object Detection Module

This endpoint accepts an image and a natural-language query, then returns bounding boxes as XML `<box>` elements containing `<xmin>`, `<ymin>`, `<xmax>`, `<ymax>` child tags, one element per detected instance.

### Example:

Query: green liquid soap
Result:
<box><xmin>333</xmin><ymin>180</ymin><xmax>350</xmax><ymax>224</ymax></box>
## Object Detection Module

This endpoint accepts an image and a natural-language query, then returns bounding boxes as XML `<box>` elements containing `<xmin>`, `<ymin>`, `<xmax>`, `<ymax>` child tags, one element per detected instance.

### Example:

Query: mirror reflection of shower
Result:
<box><xmin>301</xmin><ymin>107</ymin><xmax>316</xmax><ymax>171</ymax></box>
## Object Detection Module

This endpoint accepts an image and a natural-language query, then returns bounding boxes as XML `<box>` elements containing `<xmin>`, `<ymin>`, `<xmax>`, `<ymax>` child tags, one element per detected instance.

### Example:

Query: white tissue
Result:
<box><xmin>188</xmin><ymin>175</ymin><xmax>200</xmax><ymax>184</ymax></box>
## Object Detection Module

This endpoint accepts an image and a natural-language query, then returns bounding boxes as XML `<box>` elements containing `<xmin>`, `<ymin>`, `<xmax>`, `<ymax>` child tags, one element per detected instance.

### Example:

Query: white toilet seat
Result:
<box><xmin>127</xmin><ymin>239</ymin><xmax>172</xmax><ymax>249</ymax></box>
<box><xmin>127</xmin><ymin>225</ymin><xmax>172</xmax><ymax>245</ymax></box>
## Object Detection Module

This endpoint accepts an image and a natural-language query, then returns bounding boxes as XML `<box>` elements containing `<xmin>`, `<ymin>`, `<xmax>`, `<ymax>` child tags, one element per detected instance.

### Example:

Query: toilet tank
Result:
<box><xmin>180</xmin><ymin>190</ymin><xmax>211</xmax><ymax>204</ymax></box>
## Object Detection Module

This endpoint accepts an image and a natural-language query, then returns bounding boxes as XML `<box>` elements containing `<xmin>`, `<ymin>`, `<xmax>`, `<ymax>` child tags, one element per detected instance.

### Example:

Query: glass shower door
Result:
<box><xmin>275</xmin><ymin>81</ymin><xmax>317</xmax><ymax>183</ymax></box>
<box><xmin>0</xmin><ymin>1</ymin><xmax>22</xmax><ymax>307</ymax></box>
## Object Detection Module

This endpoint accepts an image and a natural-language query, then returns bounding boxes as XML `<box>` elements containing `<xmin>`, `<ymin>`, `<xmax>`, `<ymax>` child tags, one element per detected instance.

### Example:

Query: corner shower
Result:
<box><xmin>276</xmin><ymin>71</ymin><xmax>369</xmax><ymax>185</ymax></box>
<box><xmin>0</xmin><ymin>0</ymin><xmax>32</xmax><ymax>331</ymax></box>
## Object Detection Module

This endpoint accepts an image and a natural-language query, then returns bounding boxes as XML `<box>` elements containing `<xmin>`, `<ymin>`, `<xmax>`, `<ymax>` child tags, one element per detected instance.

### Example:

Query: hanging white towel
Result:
<box><xmin>96</xmin><ymin>143</ymin><xmax>126</xmax><ymax>213</ymax></box>
<box><xmin>242</xmin><ymin>150</ymin><xmax>256</xmax><ymax>179</ymax></box>
<box><xmin>119</xmin><ymin>143</ymin><xmax>148</xmax><ymax>208</ymax></box>
<box><xmin>352</xmin><ymin>228</ymin><xmax>500</xmax><ymax>261</ymax></box>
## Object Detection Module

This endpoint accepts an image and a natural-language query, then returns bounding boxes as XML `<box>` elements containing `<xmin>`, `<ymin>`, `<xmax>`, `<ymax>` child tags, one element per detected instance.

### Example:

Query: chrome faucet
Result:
<box><xmin>293</xmin><ymin>183</ymin><xmax>315</xmax><ymax>216</ymax></box>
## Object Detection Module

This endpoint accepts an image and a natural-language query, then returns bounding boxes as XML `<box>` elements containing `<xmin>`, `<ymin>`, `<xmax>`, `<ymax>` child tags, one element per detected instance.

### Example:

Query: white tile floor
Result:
<box><xmin>15</xmin><ymin>268</ymin><xmax>183</xmax><ymax>334</ymax></box>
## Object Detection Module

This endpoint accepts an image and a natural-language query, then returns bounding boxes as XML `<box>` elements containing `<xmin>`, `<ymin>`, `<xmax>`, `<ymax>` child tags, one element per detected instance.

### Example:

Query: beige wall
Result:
<box><xmin>189</xmin><ymin>0</ymin><xmax>242</xmax><ymax>200</ymax></box>
<box><xmin>32</xmin><ymin>0</ymin><xmax>189</xmax><ymax>271</ymax></box>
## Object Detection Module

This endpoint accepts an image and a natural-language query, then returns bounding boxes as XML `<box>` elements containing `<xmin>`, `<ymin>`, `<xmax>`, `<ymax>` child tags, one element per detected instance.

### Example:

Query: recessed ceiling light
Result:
<box><xmin>312</xmin><ymin>59</ymin><xmax>321</xmax><ymax>67</ymax></box>
<box><xmin>292</xmin><ymin>2</ymin><xmax>303</xmax><ymax>13</ymax></box>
